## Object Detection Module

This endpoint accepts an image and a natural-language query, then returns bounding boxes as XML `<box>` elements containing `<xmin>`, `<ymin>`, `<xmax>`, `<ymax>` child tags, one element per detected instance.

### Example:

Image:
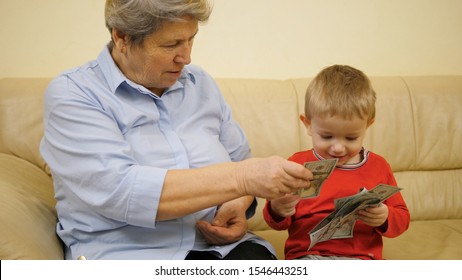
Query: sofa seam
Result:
<box><xmin>399</xmin><ymin>76</ymin><xmax>418</xmax><ymax>170</ymax></box>
<box><xmin>287</xmin><ymin>79</ymin><xmax>303</xmax><ymax>153</ymax></box>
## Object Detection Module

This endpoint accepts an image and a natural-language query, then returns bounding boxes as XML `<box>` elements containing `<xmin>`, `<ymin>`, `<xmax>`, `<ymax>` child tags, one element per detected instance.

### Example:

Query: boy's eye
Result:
<box><xmin>321</xmin><ymin>135</ymin><xmax>332</xmax><ymax>140</ymax></box>
<box><xmin>346</xmin><ymin>137</ymin><xmax>359</xmax><ymax>141</ymax></box>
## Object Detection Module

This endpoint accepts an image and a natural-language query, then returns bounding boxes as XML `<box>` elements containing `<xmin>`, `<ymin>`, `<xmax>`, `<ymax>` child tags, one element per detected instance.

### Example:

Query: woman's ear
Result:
<box><xmin>299</xmin><ymin>114</ymin><xmax>312</xmax><ymax>136</ymax></box>
<box><xmin>111</xmin><ymin>28</ymin><xmax>128</xmax><ymax>53</ymax></box>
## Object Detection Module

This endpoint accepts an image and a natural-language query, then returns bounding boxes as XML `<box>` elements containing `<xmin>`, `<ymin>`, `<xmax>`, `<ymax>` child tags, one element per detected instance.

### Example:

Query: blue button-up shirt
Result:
<box><xmin>40</xmin><ymin>46</ymin><xmax>273</xmax><ymax>259</ymax></box>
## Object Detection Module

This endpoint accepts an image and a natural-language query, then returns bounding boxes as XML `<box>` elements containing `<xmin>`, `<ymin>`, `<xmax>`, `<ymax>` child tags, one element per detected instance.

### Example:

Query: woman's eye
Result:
<box><xmin>164</xmin><ymin>41</ymin><xmax>179</xmax><ymax>48</ymax></box>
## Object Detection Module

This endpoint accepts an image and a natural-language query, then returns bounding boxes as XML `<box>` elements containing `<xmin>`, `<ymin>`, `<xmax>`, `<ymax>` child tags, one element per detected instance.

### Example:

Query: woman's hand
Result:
<box><xmin>236</xmin><ymin>156</ymin><xmax>312</xmax><ymax>200</ymax></box>
<box><xmin>196</xmin><ymin>197</ymin><xmax>252</xmax><ymax>245</ymax></box>
<box><xmin>158</xmin><ymin>156</ymin><xmax>311</xmax><ymax>221</ymax></box>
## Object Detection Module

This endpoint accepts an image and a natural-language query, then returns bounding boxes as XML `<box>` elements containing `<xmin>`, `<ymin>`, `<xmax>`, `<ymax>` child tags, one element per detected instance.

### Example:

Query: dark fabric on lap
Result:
<box><xmin>185</xmin><ymin>241</ymin><xmax>276</xmax><ymax>260</ymax></box>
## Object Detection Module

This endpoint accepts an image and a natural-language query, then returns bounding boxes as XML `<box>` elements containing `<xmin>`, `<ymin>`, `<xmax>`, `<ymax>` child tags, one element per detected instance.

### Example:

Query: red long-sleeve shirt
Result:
<box><xmin>263</xmin><ymin>149</ymin><xmax>410</xmax><ymax>260</ymax></box>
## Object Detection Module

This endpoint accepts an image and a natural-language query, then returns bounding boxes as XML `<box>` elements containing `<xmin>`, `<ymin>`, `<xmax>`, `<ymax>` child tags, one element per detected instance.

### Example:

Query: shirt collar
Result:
<box><xmin>96</xmin><ymin>44</ymin><xmax>126</xmax><ymax>94</ymax></box>
<box><xmin>163</xmin><ymin>67</ymin><xmax>196</xmax><ymax>96</ymax></box>
<box><xmin>97</xmin><ymin>44</ymin><xmax>196</xmax><ymax>96</ymax></box>
<box><xmin>312</xmin><ymin>148</ymin><xmax>369</xmax><ymax>170</ymax></box>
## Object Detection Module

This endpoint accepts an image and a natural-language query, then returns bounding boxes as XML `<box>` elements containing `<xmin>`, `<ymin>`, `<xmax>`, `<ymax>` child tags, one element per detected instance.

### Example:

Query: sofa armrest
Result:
<box><xmin>0</xmin><ymin>154</ymin><xmax>63</xmax><ymax>259</ymax></box>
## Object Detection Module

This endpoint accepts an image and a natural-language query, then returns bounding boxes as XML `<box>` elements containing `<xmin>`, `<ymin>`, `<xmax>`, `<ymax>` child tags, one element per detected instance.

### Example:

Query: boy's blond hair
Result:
<box><xmin>305</xmin><ymin>65</ymin><xmax>376</xmax><ymax>122</ymax></box>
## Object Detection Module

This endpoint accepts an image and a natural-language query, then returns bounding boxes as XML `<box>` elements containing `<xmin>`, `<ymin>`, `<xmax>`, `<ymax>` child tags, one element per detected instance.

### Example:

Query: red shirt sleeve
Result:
<box><xmin>376</xmin><ymin>164</ymin><xmax>411</xmax><ymax>237</ymax></box>
<box><xmin>263</xmin><ymin>200</ymin><xmax>292</xmax><ymax>230</ymax></box>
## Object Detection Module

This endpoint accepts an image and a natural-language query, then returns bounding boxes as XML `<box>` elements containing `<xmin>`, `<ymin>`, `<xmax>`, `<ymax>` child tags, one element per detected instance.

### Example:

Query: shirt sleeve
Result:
<box><xmin>40</xmin><ymin>76</ymin><xmax>165</xmax><ymax>228</ymax></box>
<box><xmin>216</xmin><ymin>98</ymin><xmax>251</xmax><ymax>164</ymax></box>
<box><xmin>245</xmin><ymin>198</ymin><xmax>258</xmax><ymax>219</ymax></box>
<box><xmin>376</xmin><ymin>163</ymin><xmax>411</xmax><ymax>237</ymax></box>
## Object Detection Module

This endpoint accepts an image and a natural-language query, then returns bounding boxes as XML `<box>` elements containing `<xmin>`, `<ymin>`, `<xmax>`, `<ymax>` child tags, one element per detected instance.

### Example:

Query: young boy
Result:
<box><xmin>263</xmin><ymin>65</ymin><xmax>410</xmax><ymax>260</ymax></box>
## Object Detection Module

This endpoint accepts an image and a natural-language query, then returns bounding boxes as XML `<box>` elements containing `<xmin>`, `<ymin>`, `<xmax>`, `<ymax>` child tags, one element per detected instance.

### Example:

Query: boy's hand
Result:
<box><xmin>270</xmin><ymin>193</ymin><xmax>301</xmax><ymax>218</ymax></box>
<box><xmin>357</xmin><ymin>203</ymin><xmax>389</xmax><ymax>227</ymax></box>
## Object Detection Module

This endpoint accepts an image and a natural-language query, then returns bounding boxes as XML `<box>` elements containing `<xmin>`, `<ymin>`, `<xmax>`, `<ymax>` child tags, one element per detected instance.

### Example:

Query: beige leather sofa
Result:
<box><xmin>1</xmin><ymin>76</ymin><xmax>461</xmax><ymax>260</ymax></box>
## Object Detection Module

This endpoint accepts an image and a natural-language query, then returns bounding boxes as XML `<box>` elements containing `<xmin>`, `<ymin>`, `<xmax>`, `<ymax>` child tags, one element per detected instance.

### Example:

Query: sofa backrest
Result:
<box><xmin>1</xmin><ymin>76</ymin><xmax>461</xmax><ymax>225</ymax></box>
<box><xmin>217</xmin><ymin>76</ymin><xmax>462</xmax><ymax>226</ymax></box>
<box><xmin>0</xmin><ymin>78</ymin><xmax>51</xmax><ymax>175</ymax></box>
<box><xmin>290</xmin><ymin>76</ymin><xmax>462</xmax><ymax>221</ymax></box>
<box><xmin>215</xmin><ymin>79</ymin><xmax>302</xmax><ymax>160</ymax></box>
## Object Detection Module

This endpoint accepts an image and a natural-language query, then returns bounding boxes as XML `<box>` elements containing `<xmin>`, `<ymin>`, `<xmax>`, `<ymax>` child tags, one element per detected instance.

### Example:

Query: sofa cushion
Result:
<box><xmin>404</xmin><ymin>76</ymin><xmax>462</xmax><ymax>171</ymax></box>
<box><xmin>0</xmin><ymin>153</ymin><xmax>63</xmax><ymax>259</ymax></box>
<box><xmin>216</xmin><ymin>78</ymin><xmax>303</xmax><ymax>159</ymax></box>
<box><xmin>255</xmin><ymin>219</ymin><xmax>462</xmax><ymax>260</ymax></box>
<box><xmin>0</xmin><ymin>78</ymin><xmax>51</xmax><ymax>175</ymax></box>
<box><xmin>395</xmin><ymin>170</ymin><xmax>462</xmax><ymax>221</ymax></box>
<box><xmin>383</xmin><ymin>219</ymin><xmax>462</xmax><ymax>260</ymax></box>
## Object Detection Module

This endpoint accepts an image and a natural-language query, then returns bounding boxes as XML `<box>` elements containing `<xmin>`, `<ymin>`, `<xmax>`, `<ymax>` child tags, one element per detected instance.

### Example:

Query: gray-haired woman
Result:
<box><xmin>40</xmin><ymin>0</ymin><xmax>312</xmax><ymax>260</ymax></box>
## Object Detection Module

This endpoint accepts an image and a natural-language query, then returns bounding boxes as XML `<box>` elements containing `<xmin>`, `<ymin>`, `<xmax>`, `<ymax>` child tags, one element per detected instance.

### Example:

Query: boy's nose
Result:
<box><xmin>331</xmin><ymin>143</ymin><xmax>346</xmax><ymax>154</ymax></box>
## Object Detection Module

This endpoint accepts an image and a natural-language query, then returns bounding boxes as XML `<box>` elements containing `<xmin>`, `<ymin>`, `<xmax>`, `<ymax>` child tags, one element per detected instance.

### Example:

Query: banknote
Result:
<box><xmin>296</xmin><ymin>158</ymin><xmax>338</xmax><ymax>198</ymax></box>
<box><xmin>308</xmin><ymin>184</ymin><xmax>402</xmax><ymax>250</ymax></box>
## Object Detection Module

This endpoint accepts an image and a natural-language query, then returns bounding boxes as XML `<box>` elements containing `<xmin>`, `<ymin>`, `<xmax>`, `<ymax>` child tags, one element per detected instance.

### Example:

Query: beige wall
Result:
<box><xmin>1</xmin><ymin>0</ymin><xmax>462</xmax><ymax>79</ymax></box>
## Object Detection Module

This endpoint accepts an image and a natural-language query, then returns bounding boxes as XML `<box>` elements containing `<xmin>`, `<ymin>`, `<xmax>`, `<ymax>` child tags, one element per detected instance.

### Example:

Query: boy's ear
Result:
<box><xmin>299</xmin><ymin>114</ymin><xmax>313</xmax><ymax>136</ymax></box>
<box><xmin>367</xmin><ymin>118</ymin><xmax>375</xmax><ymax>127</ymax></box>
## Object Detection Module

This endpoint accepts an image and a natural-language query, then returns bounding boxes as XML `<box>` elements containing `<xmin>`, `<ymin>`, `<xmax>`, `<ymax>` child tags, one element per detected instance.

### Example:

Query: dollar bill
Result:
<box><xmin>308</xmin><ymin>211</ymin><xmax>357</xmax><ymax>250</ymax></box>
<box><xmin>308</xmin><ymin>184</ymin><xmax>402</xmax><ymax>250</ymax></box>
<box><xmin>369</xmin><ymin>184</ymin><xmax>402</xmax><ymax>201</ymax></box>
<box><xmin>296</xmin><ymin>158</ymin><xmax>338</xmax><ymax>198</ymax></box>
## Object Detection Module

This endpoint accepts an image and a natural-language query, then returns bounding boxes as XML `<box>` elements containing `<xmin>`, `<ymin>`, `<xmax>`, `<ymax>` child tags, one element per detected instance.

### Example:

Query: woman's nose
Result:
<box><xmin>174</xmin><ymin>44</ymin><xmax>192</xmax><ymax>65</ymax></box>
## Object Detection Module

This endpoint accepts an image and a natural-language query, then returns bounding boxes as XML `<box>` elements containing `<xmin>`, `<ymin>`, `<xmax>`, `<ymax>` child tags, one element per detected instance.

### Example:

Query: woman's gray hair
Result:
<box><xmin>105</xmin><ymin>0</ymin><xmax>212</xmax><ymax>47</ymax></box>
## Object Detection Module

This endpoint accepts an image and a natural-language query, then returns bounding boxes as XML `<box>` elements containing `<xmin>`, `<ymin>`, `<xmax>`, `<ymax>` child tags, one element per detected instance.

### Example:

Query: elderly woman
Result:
<box><xmin>40</xmin><ymin>0</ymin><xmax>312</xmax><ymax>260</ymax></box>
